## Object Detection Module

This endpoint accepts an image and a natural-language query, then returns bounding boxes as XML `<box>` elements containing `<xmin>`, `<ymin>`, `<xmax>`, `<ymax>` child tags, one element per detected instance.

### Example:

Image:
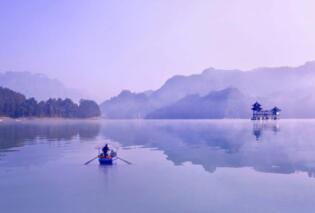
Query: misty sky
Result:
<box><xmin>1</xmin><ymin>0</ymin><xmax>315</xmax><ymax>100</ymax></box>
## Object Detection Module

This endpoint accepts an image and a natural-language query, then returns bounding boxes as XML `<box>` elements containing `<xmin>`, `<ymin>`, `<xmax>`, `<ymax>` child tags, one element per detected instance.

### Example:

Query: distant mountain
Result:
<box><xmin>153</xmin><ymin>61</ymin><xmax>315</xmax><ymax>104</ymax></box>
<box><xmin>0</xmin><ymin>71</ymin><xmax>83</xmax><ymax>101</ymax></box>
<box><xmin>101</xmin><ymin>61</ymin><xmax>315</xmax><ymax>119</ymax></box>
<box><xmin>101</xmin><ymin>90</ymin><xmax>154</xmax><ymax>119</ymax></box>
<box><xmin>147</xmin><ymin>88</ymin><xmax>251</xmax><ymax>119</ymax></box>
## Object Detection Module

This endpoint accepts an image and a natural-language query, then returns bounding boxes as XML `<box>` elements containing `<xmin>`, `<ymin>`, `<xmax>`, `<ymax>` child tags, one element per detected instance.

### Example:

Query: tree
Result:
<box><xmin>60</xmin><ymin>98</ymin><xmax>79</xmax><ymax>118</ymax></box>
<box><xmin>17</xmin><ymin>98</ymin><xmax>38</xmax><ymax>117</ymax></box>
<box><xmin>77</xmin><ymin>99</ymin><xmax>101</xmax><ymax>118</ymax></box>
<box><xmin>0</xmin><ymin>87</ymin><xmax>26</xmax><ymax>117</ymax></box>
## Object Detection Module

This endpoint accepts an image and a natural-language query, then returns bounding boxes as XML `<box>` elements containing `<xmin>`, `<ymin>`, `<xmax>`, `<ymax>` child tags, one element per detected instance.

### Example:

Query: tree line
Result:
<box><xmin>0</xmin><ymin>87</ymin><xmax>100</xmax><ymax>118</ymax></box>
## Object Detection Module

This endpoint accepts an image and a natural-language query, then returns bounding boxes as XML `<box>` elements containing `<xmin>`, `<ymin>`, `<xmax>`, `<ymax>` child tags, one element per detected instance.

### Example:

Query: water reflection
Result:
<box><xmin>2</xmin><ymin>120</ymin><xmax>315</xmax><ymax>213</ymax></box>
<box><xmin>101</xmin><ymin>120</ymin><xmax>315</xmax><ymax>177</ymax></box>
<box><xmin>252</xmin><ymin>121</ymin><xmax>280</xmax><ymax>141</ymax></box>
<box><xmin>0</xmin><ymin>120</ymin><xmax>101</xmax><ymax>152</ymax></box>
<box><xmin>1</xmin><ymin>120</ymin><xmax>315</xmax><ymax>177</ymax></box>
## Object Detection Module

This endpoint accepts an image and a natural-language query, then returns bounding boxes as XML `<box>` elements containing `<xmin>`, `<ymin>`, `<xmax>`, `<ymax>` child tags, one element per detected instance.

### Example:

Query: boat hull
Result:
<box><xmin>98</xmin><ymin>156</ymin><xmax>114</xmax><ymax>165</ymax></box>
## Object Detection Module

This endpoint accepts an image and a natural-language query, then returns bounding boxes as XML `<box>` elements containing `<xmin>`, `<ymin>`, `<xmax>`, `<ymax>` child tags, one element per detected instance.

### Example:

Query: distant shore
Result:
<box><xmin>0</xmin><ymin>117</ymin><xmax>102</xmax><ymax>122</ymax></box>
<box><xmin>1</xmin><ymin>117</ymin><xmax>315</xmax><ymax>122</ymax></box>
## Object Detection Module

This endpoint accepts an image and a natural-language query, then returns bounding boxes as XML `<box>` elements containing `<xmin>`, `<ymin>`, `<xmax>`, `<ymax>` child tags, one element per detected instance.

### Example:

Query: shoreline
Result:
<box><xmin>0</xmin><ymin>117</ymin><xmax>102</xmax><ymax>122</ymax></box>
<box><xmin>1</xmin><ymin>117</ymin><xmax>315</xmax><ymax>122</ymax></box>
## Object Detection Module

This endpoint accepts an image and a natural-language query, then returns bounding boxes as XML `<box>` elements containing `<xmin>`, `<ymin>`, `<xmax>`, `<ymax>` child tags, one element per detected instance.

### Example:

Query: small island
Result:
<box><xmin>0</xmin><ymin>87</ymin><xmax>100</xmax><ymax>118</ymax></box>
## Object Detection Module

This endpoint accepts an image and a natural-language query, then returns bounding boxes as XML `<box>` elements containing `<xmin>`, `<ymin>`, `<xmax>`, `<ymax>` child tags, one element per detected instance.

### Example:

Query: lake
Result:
<box><xmin>1</xmin><ymin>119</ymin><xmax>315</xmax><ymax>213</ymax></box>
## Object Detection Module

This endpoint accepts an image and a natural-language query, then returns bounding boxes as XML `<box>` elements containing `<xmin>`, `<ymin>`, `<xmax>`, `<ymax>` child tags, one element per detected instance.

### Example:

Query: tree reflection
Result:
<box><xmin>0</xmin><ymin>120</ymin><xmax>101</xmax><ymax>152</ymax></box>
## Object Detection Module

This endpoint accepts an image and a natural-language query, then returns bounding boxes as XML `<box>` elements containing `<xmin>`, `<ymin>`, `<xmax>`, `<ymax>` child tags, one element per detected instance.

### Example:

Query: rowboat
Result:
<box><xmin>98</xmin><ymin>151</ymin><xmax>117</xmax><ymax>165</ymax></box>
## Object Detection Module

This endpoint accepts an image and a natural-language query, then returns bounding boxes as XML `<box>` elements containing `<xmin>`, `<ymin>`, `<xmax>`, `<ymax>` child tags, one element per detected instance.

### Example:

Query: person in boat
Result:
<box><xmin>102</xmin><ymin>144</ymin><xmax>110</xmax><ymax>157</ymax></box>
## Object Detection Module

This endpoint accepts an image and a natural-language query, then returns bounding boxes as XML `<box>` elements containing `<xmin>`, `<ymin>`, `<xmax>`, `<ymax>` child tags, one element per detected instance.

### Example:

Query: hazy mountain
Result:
<box><xmin>101</xmin><ymin>61</ymin><xmax>315</xmax><ymax>118</ymax></box>
<box><xmin>0</xmin><ymin>71</ymin><xmax>83</xmax><ymax>101</ymax></box>
<box><xmin>101</xmin><ymin>90</ymin><xmax>154</xmax><ymax>119</ymax></box>
<box><xmin>147</xmin><ymin>88</ymin><xmax>251</xmax><ymax>119</ymax></box>
<box><xmin>153</xmin><ymin>61</ymin><xmax>315</xmax><ymax>104</ymax></box>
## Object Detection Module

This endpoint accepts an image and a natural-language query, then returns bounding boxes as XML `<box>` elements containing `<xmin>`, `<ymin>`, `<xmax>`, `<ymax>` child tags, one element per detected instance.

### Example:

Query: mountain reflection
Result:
<box><xmin>101</xmin><ymin>120</ymin><xmax>315</xmax><ymax>177</ymax></box>
<box><xmin>2</xmin><ymin>120</ymin><xmax>315</xmax><ymax>177</ymax></box>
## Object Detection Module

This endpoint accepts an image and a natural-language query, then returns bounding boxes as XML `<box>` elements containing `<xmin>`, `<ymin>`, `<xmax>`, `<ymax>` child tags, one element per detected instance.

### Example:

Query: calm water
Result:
<box><xmin>1</xmin><ymin>119</ymin><xmax>315</xmax><ymax>213</ymax></box>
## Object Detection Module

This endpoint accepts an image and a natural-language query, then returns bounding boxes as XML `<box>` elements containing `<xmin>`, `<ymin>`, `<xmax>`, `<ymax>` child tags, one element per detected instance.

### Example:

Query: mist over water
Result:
<box><xmin>1</xmin><ymin>119</ymin><xmax>315</xmax><ymax>213</ymax></box>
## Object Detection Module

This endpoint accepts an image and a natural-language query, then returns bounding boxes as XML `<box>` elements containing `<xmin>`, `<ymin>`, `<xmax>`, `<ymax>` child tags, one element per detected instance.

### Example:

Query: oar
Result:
<box><xmin>117</xmin><ymin>157</ymin><xmax>132</xmax><ymax>165</ymax></box>
<box><xmin>84</xmin><ymin>156</ymin><xmax>98</xmax><ymax>165</ymax></box>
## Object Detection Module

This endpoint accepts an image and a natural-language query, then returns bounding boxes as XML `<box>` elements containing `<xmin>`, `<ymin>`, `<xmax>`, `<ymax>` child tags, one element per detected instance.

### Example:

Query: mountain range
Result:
<box><xmin>0</xmin><ymin>71</ymin><xmax>83</xmax><ymax>101</ymax></box>
<box><xmin>101</xmin><ymin>61</ymin><xmax>315</xmax><ymax>119</ymax></box>
<box><xmin>146</xmin><ymin>88</ymin><xmax>251</xmax><ymax>119</ymax></box>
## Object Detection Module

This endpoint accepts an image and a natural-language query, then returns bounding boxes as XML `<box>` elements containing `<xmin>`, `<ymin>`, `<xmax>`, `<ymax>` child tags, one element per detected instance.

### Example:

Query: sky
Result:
<box><xmin>1</xmin><ymin>0</ymin><xmax>315</xmax><ymax>100</ymax></box>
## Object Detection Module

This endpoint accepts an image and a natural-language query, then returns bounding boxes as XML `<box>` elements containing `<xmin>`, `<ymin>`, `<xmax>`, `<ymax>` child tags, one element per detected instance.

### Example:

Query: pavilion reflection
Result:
<box><xmin>100</xmin><ymin>120</ymin><xmax>315</xmax><ymax>177</ymax></box>
<box><xmin>252</xmin><ymin>121</ymin><xmax>280</xmax><ymax>141</ymax></box>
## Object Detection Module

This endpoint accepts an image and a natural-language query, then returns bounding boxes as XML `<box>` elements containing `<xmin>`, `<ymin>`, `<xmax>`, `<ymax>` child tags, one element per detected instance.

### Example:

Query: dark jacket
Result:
<box><xmin>102</xmin><ymin>145</ymin><xmax>109</xmax><ymax>155</ymax></box>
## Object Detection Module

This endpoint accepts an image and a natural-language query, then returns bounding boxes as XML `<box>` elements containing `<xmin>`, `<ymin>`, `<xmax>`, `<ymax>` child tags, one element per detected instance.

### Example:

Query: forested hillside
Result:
<box><xmin>0</xmin><ymin>87</ymin><xmax>100</xmax><ymax>118</ymax></box>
